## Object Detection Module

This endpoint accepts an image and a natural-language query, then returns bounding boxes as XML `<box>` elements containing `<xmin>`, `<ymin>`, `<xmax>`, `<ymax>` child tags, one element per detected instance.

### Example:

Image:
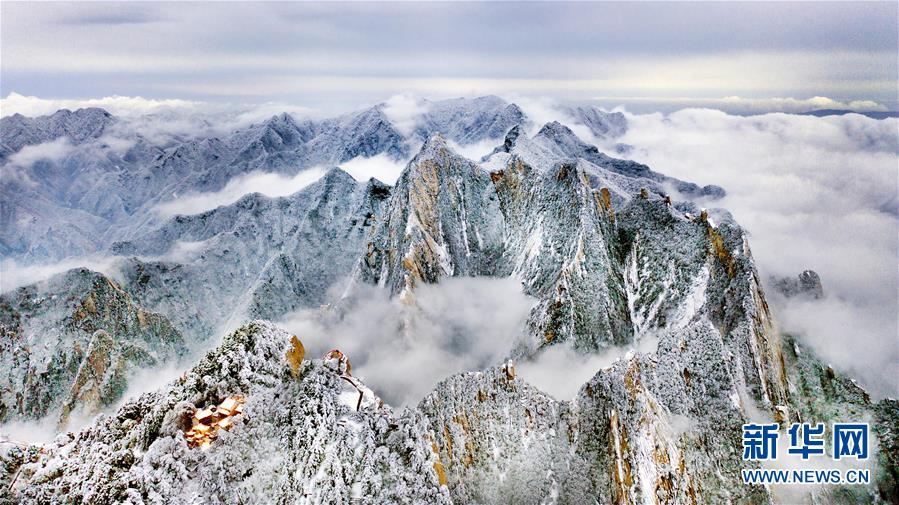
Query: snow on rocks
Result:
<box><xmin>1</xmin><ymin>322</ymin><xmax>451</xmax><ymax>504</ymax></box>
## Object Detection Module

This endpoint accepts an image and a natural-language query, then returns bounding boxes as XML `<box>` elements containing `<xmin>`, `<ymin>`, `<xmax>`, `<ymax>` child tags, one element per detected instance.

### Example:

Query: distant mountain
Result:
<box><xmin>0</xmin><ymin>96</ymin><xmax>625</xmax><ymax>264</ymax></box>
<box><xmin>110</xmin><ymin>168</ymin><xmax>390</xmax><ymax>340</ymax></box>
<box><xmin>770</xmin><ymin>269</ymin><xmax>824</xmax><ymax>300</ymax></box>
<box><xmin>409</xmin><ymin>95</ymin><xmax>527</xmax><ymax>144</ymax></box>
<box><xmin>0</xmin><ymin>108</ymin><xmax>115</xmax><ymax>156</ymax></box>
<box><xmin>489</xmin><ymin>120</ymin><xmax>725</xmax><ymax>200</ymax></box>
<box><xmin>562</xmin><ymin>104</ymin><xmax>628</xmax><ymax>138</ymax></box>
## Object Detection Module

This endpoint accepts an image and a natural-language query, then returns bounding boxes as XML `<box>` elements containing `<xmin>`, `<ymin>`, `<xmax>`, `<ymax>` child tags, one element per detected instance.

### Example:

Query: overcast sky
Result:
<box><xmin>1</xmin><ymin>1</ymin><xmax>896</xmax><ymax>114</ymax></box>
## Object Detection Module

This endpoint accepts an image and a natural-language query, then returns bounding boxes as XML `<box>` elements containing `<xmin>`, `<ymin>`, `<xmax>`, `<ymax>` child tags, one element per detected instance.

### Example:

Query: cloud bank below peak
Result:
<box><xmin>153</xmin><ymin>167</ymin><xmax>330</xmax><ymax>217</ymax></box>
<box><xmin>616</xmin><ymin>109</ymin><xmax>898</xmax><ymax>398</ymax></box>
<box><xmin>0</xmin><ymin>92</ymin><xmax>204</xmax><ymax>118</ymax></box>
<box><xmin>593</xmin><ymin>95</ymin><xmax>893</xmax><ymax>115</ymax></box>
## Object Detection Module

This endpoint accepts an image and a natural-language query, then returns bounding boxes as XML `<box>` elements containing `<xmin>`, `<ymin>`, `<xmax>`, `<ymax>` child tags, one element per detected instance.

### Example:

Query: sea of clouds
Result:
<box><xmin>615</xmin><ymin>109</ymin><xmax>897</xmax><ymax>399</ymax></box>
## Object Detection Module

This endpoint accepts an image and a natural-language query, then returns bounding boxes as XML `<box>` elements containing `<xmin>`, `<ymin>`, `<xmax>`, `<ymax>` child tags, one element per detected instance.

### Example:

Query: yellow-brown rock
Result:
<box><xmin>285</xmin><ymin>335</ymin><xmax>305</xmax><ymax>377</ymax></box>
<box><xmin>430</xmin><ymin>440</ymin><xmax>448</xmax><ymax>486</ymax></box>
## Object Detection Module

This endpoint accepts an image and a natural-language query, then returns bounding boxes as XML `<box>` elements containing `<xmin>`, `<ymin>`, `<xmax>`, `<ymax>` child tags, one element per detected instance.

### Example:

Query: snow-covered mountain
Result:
<box><xmin>0</xmin><ymin>268</ymin><xmax>186</xmax><ymax>427</ymax></box>
<box><xmin>4</xmin><ymin>321</ymin><xmax>894</xmax><ymax>503</ymax></box>
<box><xmin>1</xmin><ymin>108</ymin><xmax>116</xmax><ymax>156</ymax></box>
<box><xmin>110</xmin><ymin>168</ymin><xmax>391</xmax><ymax>340</ymax></box>
<box><xmin>0</xmin><ymin>98</ymin><xmax>895</xmax><ymax>503</ymax></box>
<box><xmin>0</xmin><ymin>96</ymin><xmax>535</xmax><ymax>264</ymax></box>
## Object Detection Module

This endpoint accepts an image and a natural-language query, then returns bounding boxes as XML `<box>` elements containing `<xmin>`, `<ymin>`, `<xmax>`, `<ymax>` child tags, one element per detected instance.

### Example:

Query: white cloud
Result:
<box><xmin>775</xmin><ymin>295</ymin><xmax>897</xmax><ymax>398</ymax></box>
<box><xmin>94</xmin><ymin>134</ymin><xmax>137</xmax><ymax>155</ymax></box>
<box><xmin>225</xmin><ymin>103</ymin><xmax>318</xmax><ymax>130</ymax></box>
<box><xmin>338</xmin><ymin>153</ymin><xmax>407</xmax><ymax>185</ymax></box>
<box><xmin>717</xmin><ymin>95</ymin><xmax>888</xmax><ymax>112</ymax></box>
<box><xmin>594</xmin><ymin>95</ymin><xmax>890</xmax><ymax>114</ymax></box>
<box><xmin>155</xmin><ymin>240</ymin><xmax>210</xmax><ymax>264</ymax></box>
<box><xmin>5</xmin><ymin>137</ymin><xmax>75</xmax><ymax>168</ymax></box>
<box><xmin>278</xmin><ymin>277</ymin><xmax>536</xmax><ymax>407</ymax></box>
<box><xmin>0</xmin><ymin>416</ymin><xmax>60</xmax><ymax>445</ymax></box>
<box><xmin>153</xmin><ymin>167</ymin><xmax>329</xmax><ymax>217</ymax></box>
<box><xmin>114</xmin><ymin>362</ymin><xmax>188</xmax><ymax>413</ymax></box>
<box><xmin>516</xmin><ymin>336</ymin><xmax>660</xmax><ymax>400</ymax></box>
<box><xmin>446</xmin><ymin>138</ymin><xmax>500</xmax><ymax>162</ymax></box>
<box><xmin>152</xmin><ymin>150</ymin><xmax>410</xmax><ymax>218</ymax></box>
<box><xmin>0</xmin><ymin>255</ymin><xmax>126</xmax><ymax>293</ymax></box>
<box><xmin>0</xmin><ymin>92</ymin><xmax>204</xmax><ymax>118</ymax></box>
<box><xmin>618</xmin><ymin>109</ymin><xmax>898</xmax><ymax>398</ymax></box>
<box><xmin>381</xmin><ymin>93</ymin><xmax>430</xmax><ymax>138</ymax></box>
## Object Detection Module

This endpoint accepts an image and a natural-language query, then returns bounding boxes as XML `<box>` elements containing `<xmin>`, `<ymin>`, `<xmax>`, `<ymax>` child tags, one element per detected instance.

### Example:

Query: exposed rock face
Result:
<box><xmin>0</xmin><ymin>158</ymin><xmax>400</xmax><ymax>479</ymax></box>
<box><xmin>0</xmin><ymin>322</ymin><xmax>763</xmax><ymax>504</ymax></box>
<box><xmin>491</xmin><ymin>156</ymin><xmax>631</xmax><ymax>351</ymax></box>
<box><xmin>0</xmin><ymin>269</ymin><xmax>186</xmax><ymax>425</ymax></box>
<box><xmin>419</xmin><ymin>314</ymin><xmax>786</xmax><ymax>504</ymax></box>
<box><xmin>780</xmin><ymin>334</ymin><xmax>897</xmax><ymax>503</ymax></box>
<box><xmin>3</xmin><ymin>321</ymin><xmax>895</xmax><ymax>504</ymax></box>
<box><xmin>770</xmin><ymin>270</ymin><xmax>825</xmax><ymax>300</ymax></box>
<box><xmin>359</xmin><ymin>135</ymin><xmax>505</xmax><ymax>298</ymax></box>
<box><xmin>359</xmin><ymin>135</ymin><xmax>789</xmax><ymax>417</ymax></box>
<box><xmin>873</xmin><ymin>400</ymin><xmax>899</xmax><ymax>504</ymax></box>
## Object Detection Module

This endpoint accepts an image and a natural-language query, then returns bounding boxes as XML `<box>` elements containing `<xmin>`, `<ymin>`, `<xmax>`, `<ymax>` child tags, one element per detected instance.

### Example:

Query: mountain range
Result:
<box><xmin>0</xmin><ymin>96</ymin><xmax>895</xmax><ymax>504</ymax></box>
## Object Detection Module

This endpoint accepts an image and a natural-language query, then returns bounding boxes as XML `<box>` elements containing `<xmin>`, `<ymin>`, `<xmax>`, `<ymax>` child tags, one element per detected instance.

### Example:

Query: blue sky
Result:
<box><xmin>1</xmin><ymin>1</ymin><xmax>897</xmax><ymax>113</ymax></box>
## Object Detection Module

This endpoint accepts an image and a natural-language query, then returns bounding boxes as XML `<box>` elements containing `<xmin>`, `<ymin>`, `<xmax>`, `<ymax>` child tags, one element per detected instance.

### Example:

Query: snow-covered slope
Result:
<box><xmin>0</xmin><ymin>97</ymin><xmax>621</xmax><ymax>264</ymax></box>
<box><xmin>0</xmin><ymin>268</ymin><xmax>186</xmax><ymax>426</ymax></box>
<box><xmin>6</xmin><ymin>321</ymin><xmax>893</xmax><ymax>503</ymax></box>
<box><xmin>410</xmin><ymin>95</ymin><xmax>527</xmax><ymax>145</ymax></box>
<box><xmin>2</xmin><ymin>322</ymin><xmax>451</xmax><ymax>504</ymax></box>
<box><xmin>1</xmin><ymin>100</ymin><xmax>894</xmax><ymax>503</ymax></box>
<box><xmin>357</xmin><ymin>134</ymin><xmax>505</xmax><ymax>297</ymax></box>
<box><xmin>111</xmin><ymin>168</ymin><xmax>390</xmax><ymax>340</ymax></box>
<box><xmin>490</xmin><ymin>121</ymin><xmax>725</xmax><ymax>200</ymax></box>
<box><xmin>0</xmin><ymin>108</ymin><xmax>115</xmax><ymax>156</ymax></box>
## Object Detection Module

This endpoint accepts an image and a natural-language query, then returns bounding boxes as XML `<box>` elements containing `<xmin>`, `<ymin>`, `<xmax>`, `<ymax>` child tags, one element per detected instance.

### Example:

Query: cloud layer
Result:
<box><xmin>0</xmin><ymin>92</ymin><xmax>204</xmax><ymax>118</ymax></box>
<box><xmin>153</xmin><ymin>167</ymin><xmax>329</xmax><ymax>217</ymax></box>
<box><xmin>338</xmin><ymin>153</ymin><xmax>407</xmax><ymax>185</ymax></box>
<box><xmin>516</xmin><ymin>336</ymin><xmax>660</xmax><ymax>400</ymax></box>
<box><xmin>6</xmin><ymin>137</ymin><xmax>75</xmax><ymax>168</ymax></box>
<box><xmin>595</xmin><ymin>95</ymin><xmax>891</xmax><ymax>115</ymax></box>
<box><xmin>616</xmin><ymin>109</ymin><xmax>898</xmax><ymax>398</ymax></box>
<box><xmin>278</xmin><ymin>277</ymin><xmax>535</xmax><ymax>407</ymax></box>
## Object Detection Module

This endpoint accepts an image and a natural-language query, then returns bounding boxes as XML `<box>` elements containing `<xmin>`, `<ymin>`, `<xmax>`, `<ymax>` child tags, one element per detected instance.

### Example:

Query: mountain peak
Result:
<box><xmin>319</xmin><ymin>165</ymin><xmax>357</xmax><ymax>185</ymax></box>
<box><xmin>421</xmin><ymin>131</ymin><xmax>447</xmax><ymax>147</ymax></box>
<box><xmin>414</xmin><ymin>132</ymin><xmax>450</xmax><ymax>160</ymax></box>
<box><xmin>536</xmin><ymin>120</ymin><xmax>576</xmax><ymax>139</ymax></box>
<box><xmin>51</xmin><ymin>106</ymin><xmax>114</xmax><ymax>122</ymax></box>
<box><xmin>264</xmin><ymin>112</ymin><xmax>298</xmax><ymax>128</ymax></box>
<box><xmin>503</xmin><ymin>124</ymin><xmax>522</xmax><ymax>148</ymax></box>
